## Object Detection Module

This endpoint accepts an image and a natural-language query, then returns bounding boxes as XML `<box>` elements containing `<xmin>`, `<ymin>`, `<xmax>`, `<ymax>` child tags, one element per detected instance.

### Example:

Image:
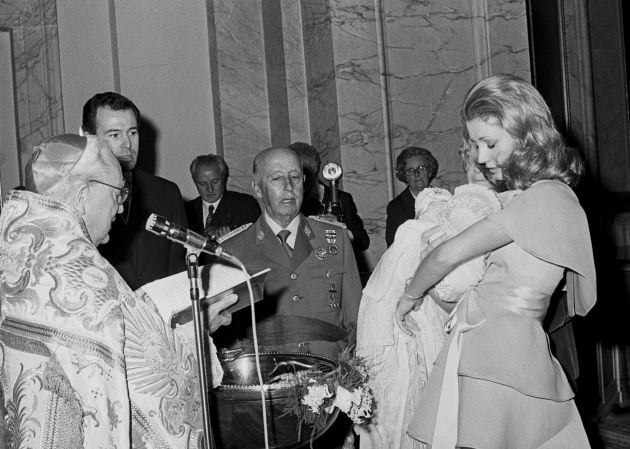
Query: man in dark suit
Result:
<box><xmin>184</xmin><ymin>154</ymin><xmax>260</xmax><ymax>238</ymax></box>
<box><xmin>288</xmin><ymin>142</ymin><xmax>369</xmax><ymax>261</ymax></box>
<box><xmin>81</xmin><ymin>92</ymin><xmax>188</xmax><ymax>290</ymax></box>
<box><xmin>217</xmin><ymin>147</ymin><xmax>362</xmax><ymax>360</ymax></box>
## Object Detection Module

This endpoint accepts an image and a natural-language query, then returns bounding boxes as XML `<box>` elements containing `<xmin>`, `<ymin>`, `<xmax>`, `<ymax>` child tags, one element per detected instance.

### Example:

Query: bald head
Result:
<box><xmin>252</xmin><ymin>147</ymin><xmax>298</xmax><ymax>180</ymax></box>
<box><xmin>252</xmin><ymin>147</ymin><xmax>304</xmax><ymax>228</ymax></box>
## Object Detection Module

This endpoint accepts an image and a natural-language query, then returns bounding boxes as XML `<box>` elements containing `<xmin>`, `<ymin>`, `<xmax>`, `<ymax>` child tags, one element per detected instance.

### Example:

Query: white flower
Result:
<box><xmin>328</xmin><ymin>386</ymin><xmax>362</xmax><ymax>414</ymax></box>
<box><xmin>301</xmin><ymin>384</ymin><xmax>333</xmax><ymax>413</ymax></box>
<box><xmin>348</xmin><ymin>387</ymin><xmax>374</xmax><ymax>424</ymax></box>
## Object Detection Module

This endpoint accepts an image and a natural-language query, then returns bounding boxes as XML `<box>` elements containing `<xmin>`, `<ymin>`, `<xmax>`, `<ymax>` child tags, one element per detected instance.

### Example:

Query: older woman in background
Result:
<box><xmin>386</xmin><ymin>147</ymin><xmax>439</xmax><ymax>246</ymax></box>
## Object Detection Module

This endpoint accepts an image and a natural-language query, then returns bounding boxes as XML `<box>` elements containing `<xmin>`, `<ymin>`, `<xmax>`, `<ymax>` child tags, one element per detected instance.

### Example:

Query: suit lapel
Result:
<box><xmin>130</xmin><ymin>169</ymin><xmax>152</xmax><ymax>280</ymax></box>
<box><xmin>212</xmin><ymin>192</ymin><xmax>232</xmax><ymax>227</ymax></box>
<box><xmin>188</xmin><ymin>197</ymin><xmax>204</xmax><ymax>233</ymax></box>
<box><xmin>403</xmin><ymin>187</ymin><xmax>415</xmax><ymax>215</ymax></box>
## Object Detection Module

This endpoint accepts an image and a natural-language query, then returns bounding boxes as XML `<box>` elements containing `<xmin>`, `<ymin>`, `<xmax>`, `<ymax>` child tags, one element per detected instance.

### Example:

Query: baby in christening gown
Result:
<box><xmin>356</xmin><ymin>183</ymin><xmax>501</xmax><ymax>449</ymax></box>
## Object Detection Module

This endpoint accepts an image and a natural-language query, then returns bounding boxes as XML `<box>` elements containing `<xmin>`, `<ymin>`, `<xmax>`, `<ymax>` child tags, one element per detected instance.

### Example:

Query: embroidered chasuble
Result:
<box><xmin>0</xmin><ymin>190</ymin><xmax>221</xmax><ymax>448</ymax></box>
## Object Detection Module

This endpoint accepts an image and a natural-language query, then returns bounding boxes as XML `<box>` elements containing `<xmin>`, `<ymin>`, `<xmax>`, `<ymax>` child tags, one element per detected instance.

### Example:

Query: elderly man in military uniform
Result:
<box><xmin>216</xmin><ymin>147</ymin><xmax>362</xmax><ymax>359</ymax></box>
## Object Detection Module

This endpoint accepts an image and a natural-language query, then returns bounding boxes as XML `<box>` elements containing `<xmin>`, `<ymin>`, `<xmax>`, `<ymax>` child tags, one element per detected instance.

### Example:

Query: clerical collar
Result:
<box><xmin>264</xmin><ymin>212</ymin><xmax>299</xmax><ymax>248</ymax></box>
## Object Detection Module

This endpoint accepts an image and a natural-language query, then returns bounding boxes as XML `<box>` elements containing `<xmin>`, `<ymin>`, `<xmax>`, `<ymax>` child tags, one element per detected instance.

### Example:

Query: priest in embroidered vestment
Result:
<box><xmin>0</xmin><ymin>134</ymin><xmax>234</xmax><ymax>448</ymax></box>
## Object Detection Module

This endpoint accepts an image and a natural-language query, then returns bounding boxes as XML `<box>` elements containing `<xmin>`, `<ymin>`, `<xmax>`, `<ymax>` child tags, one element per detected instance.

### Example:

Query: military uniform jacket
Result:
<box><xmin>217</xmin><ymin>214</ymin><xmax>362</xmax><ymax>358</ymax></box>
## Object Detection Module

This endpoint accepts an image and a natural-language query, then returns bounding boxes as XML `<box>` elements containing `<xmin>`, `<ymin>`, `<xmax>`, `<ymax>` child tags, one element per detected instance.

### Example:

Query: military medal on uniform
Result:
<box><xmin>325</xmin><ymin>229</ymin><xmax>338</xmax><ymax>255</ymax></box>
<box><xmin>328</xmin><ymin>283</ymin><xmax>339</xmax><ymax>309</ymax></box>
<box><xmin>314</xmin><ymin>247</ymin><xmax>328</xmax><ymax>260</ymax></box>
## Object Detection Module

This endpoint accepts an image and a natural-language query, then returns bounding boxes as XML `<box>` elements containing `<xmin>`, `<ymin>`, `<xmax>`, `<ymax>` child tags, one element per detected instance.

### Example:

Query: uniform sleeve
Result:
<box><xmin>341</xmin><ymin>227</ymin><xmax>363</xmax><ymax>343</ymax></box>
<box><xmin>487</xmin><ymin>180</ymin><xmax>596</xmax><ymax>316</ymax></box>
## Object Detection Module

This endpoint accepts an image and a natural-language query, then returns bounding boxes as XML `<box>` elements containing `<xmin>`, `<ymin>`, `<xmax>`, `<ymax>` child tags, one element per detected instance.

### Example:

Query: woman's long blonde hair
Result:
<box><xmin>462</xmin><ymin>74</ymin><xmax>583</xmax><ymax>190</ymax></box>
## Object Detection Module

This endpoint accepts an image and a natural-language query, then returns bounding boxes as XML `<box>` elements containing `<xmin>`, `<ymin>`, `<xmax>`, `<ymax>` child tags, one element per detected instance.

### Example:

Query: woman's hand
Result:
<box><xmin>396</xmin><ymin>294</ymin><xmax>423</xmax><ymax>336</ymax></box>
<box><xmin>420</xmin><ymin>226</ymin><xmax>448</xmax><ymax>259</ymax></box>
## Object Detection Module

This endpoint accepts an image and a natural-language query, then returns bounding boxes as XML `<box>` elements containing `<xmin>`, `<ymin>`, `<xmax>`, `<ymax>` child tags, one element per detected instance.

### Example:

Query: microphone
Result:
<box><xmin>146</xmin><ymin>213</ymin><xmax>225</xmax><ymax>256</ymax></box>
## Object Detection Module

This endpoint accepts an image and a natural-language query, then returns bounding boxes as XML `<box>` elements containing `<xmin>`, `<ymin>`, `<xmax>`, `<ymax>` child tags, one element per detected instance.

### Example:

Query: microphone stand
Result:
<box><xmin>186</xmin><ymin>250</ymin><xmax>216</xmax><ymax>449</ymax></box>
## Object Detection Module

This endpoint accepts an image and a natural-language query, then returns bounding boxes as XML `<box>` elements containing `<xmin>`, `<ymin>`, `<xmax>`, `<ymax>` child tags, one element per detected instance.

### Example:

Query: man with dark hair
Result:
<box><xmin>185</xmin><ymin>154</ymin><xmax>260</xmax><ymax>239</ymax></box>
<box><xmin>81</xmin><ymin>92</ymin><xmax>188</xmax><ymax>289</ymax></box>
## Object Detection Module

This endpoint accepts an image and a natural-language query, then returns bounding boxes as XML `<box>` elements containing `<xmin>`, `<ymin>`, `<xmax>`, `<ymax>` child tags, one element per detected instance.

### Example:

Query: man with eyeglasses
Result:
<box><xmin>385</xmin><ymin>146</ymin><xmax>439</xmax><ymax>246</ymax></box>
<box><xmin>0</xmin><ymin>134</ymin><xmax>236</xmax><ymax>447</ymax></box>
<box><xmin>81</xmin><ymin>92</ymin><xmax>188</xmax><ymax>290</ymax></box>
<box><xmin>89</xmin><ymin>178</ymin><xmax>129</xmax><ymax>206</ymax></box>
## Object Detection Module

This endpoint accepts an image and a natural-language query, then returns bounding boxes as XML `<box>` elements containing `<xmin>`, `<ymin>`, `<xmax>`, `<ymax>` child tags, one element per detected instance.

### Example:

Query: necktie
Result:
<box><xmin>277</xmin><ymin>229</ymin><xmax>293</xmax><ymax>259</ymax></box>
<box><xmin>121</xmin><ymin>171</ymin><xmax>132</xmax><ymax>224</ymax></box>
<box><xmin>204</xmin><ymin>205</ymin><xmax>215</xmax><ymax>236</ymax></box>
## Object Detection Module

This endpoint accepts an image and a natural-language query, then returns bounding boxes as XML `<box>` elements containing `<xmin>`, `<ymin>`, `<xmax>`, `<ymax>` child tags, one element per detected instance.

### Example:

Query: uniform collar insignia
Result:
<box><xmin>301</xmin><ymin>215</ymin><xmax>315</xmax><ymax>240</ymax></box>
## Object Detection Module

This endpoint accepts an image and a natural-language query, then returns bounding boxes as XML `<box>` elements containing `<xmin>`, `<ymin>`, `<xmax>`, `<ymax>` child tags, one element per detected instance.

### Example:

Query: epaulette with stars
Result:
<box><xmin>217</xmin><ymin>222</ymin><xmax>253</xmax><ymax>243</ymax></box>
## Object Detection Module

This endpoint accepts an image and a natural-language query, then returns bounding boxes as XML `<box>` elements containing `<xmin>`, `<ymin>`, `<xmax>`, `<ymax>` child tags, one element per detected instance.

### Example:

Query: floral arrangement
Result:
<box><xmin>280</xmin><ymin>347</ymin><xmax>374</xmax><ymax>447</ymax></box>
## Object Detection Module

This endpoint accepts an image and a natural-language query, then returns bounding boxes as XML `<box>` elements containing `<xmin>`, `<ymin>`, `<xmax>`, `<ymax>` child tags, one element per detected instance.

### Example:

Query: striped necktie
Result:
<box><xmin>204</xmin><ymin>205</ymin><xmax>215</xmax><ymax>235</ymax></box>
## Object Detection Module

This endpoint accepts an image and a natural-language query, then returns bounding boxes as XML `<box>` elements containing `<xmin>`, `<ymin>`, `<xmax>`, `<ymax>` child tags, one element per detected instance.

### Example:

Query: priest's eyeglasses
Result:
<box><xmin>89</xmin><ymin>179</ymin><xmax>129</xmax><ymax>205</ymax></box>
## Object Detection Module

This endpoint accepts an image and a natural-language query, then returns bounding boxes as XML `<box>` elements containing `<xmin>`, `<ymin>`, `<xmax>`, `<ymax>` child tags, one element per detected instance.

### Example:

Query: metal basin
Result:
<box><xmin>211</xmin><ymin>352</ymin><xmax>339</xmax><ymax>449</ymax></box>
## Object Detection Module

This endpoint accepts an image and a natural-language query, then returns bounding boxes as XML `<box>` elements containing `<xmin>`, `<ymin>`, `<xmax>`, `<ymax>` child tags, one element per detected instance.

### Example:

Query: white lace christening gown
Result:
<box><xmin>356</xmin><ymin>184</ymin><xmax>501</xmax><ymax>449</ymax></box>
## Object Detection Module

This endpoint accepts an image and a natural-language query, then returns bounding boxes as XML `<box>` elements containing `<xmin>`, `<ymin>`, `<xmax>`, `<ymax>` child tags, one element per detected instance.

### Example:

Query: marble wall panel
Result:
<box><xmin>282</xmin><ymin>0</ymin><xmax>310</xmax><ymax>144</ymax></box>
<box><xmin>263</xmin><ymin>0</ymin><xmax>291</xmax><ymax>146</ymax></box>
<box><xmin>0</xmin><ymin>30</ymin><xmax>20</xmax><ymax>197</ymax></box>
<box><xmin>302</xmin><ymin>0</ymin><xmax>341</xmax><ymax>162</ymax></box>
<box><xmin>384</xmin><ymin>0</ymin><xmax>481</xmax><ymax>195</ymax></box>
<box><xmin>563</xmin><ymin>0</ymin><xmax>597</xmax><ymax>170</ymax></box>
<box><xmin>328</xmin><ymin>0</ymin><xmax>388</xmax><ymax>260</ymax></box>
<box><xmin>0</xmin><ymin>0</ymin><xmax>63</xmax><ymax>188</ymax></box>
<box><xmin>485</xmin><ymin>0</ymin><xmax>530</xmax><ymax>79</ymax></box>
<box><xmin>215</xmin><ymin>0</ymin><xmax>271</xmax><ymax>194</ymax></box>
<box><xmin>113</xmin><ymin>0</ymin><xmax>215</xmax><ymax>197</ymax></box>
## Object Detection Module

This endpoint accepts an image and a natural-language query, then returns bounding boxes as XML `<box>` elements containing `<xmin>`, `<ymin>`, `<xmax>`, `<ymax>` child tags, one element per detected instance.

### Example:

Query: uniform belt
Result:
<box><xmin>245</xmin><ymin>315</ymin><xmax>347</xmax><ymax>345</ymax></box>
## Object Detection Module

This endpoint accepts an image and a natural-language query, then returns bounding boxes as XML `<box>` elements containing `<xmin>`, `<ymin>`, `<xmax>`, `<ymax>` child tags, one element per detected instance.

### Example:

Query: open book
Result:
<box><xmin>140</xmin><ymin>262</ymin><xmax>269</xmax><ymax>329</ymax></box>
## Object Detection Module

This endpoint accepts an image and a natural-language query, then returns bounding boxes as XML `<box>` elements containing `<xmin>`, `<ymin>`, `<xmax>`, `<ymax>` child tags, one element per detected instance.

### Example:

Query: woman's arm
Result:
<box><xmin>396</xmin><ymin>217</ymin><xmax>513</xmax><ymax>335</ymax></box>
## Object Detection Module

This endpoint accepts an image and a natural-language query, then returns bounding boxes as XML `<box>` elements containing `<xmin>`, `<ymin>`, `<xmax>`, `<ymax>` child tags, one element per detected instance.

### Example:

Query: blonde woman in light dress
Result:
<box><xmin>398</xmin><ymin>74</ymin><xmax>596</xmax><ymax>449</ymax></box>
<box><xmin>356</xmin><ymin>147</ymin><xmax>501</xmax><ymax>449</ymax></box>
